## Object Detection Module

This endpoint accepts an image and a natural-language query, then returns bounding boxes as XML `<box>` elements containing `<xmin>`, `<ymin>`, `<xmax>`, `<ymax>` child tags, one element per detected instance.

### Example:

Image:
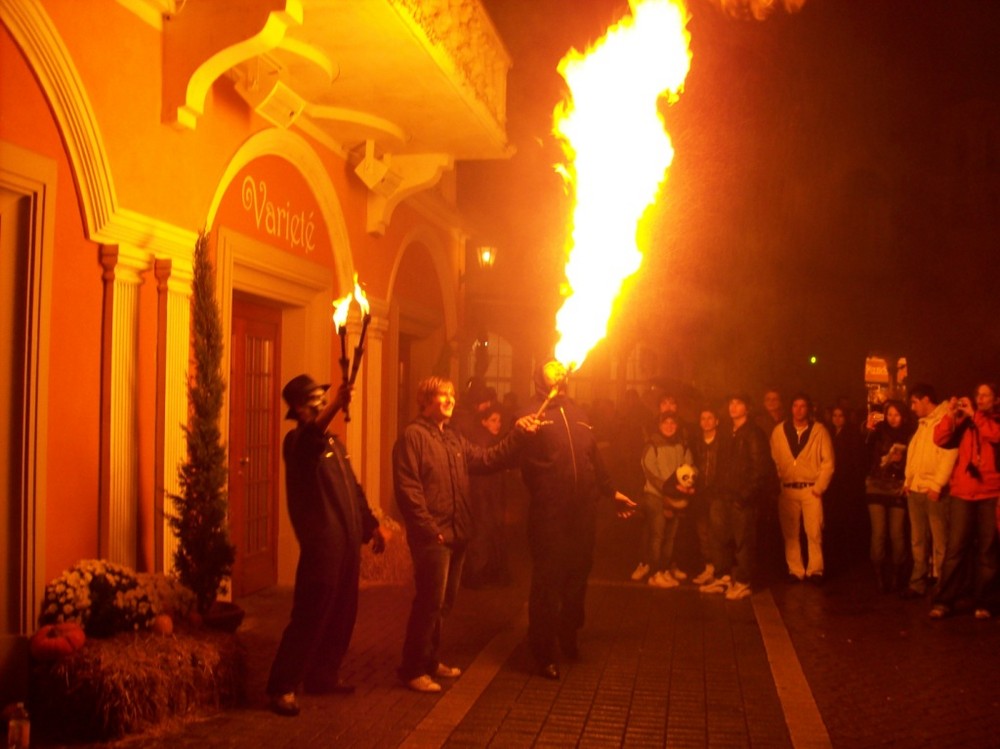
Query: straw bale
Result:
<box><xmin>360</xmin><ymin>516</ymin><xmax>413</xmax><ymax>586</ymax></box>
<box><xmin>29</xmin><ymin>626</ymin><xmax>245</xmax><ymax>742</ymax></box>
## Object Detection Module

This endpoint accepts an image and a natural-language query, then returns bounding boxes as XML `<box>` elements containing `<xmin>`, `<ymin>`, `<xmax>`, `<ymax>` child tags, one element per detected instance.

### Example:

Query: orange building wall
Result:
<box><xmin>1</xmin><ymin>25</ymin><xmax>102</xmax><ymax>578</ymax></box>
<box><xmin>4</xmin><ymin>2</ymin><xmax>460</xmax><ymax>585</ymax></box>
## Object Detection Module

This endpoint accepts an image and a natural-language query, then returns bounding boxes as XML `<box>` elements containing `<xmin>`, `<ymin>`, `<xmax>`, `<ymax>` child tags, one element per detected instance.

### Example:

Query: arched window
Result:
<box><xmin>467</xmin><ymin>333</ymin><xmax>514</xmax><ymax>400</ymax></box>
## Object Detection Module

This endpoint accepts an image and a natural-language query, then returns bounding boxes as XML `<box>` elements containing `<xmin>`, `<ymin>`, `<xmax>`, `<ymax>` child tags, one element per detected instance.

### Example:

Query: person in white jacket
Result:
<box><xmin>902</xmin><ymin>383</ymin><xmax>958</xmax><ymax>598</ymax></box>
<box><xmin>770</xmin><ymin>394</ymin><xmax>835</xmax><ymax>582</ymax></box>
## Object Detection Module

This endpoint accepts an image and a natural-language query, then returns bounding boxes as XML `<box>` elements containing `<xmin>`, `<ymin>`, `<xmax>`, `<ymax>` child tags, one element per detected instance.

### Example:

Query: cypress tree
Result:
<box><xmin>169</xmin><ymin>232</ymin><xmax>236</xmax><ymax>614</ymax></box>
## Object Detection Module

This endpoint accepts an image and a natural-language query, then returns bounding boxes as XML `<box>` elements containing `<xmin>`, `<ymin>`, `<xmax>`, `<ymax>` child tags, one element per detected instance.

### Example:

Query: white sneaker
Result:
<box><xmin>699</xmin><ymin>574</ymin><xmax>731</xmax><ymax>594</ymax></box>
<box><xmin>670</xmin><ymin>566</ymin><xmax>688</xmax><ymax>582</ymax></box>
<box><xmin>630</xmin><ymin>562</ymin><xmax>650</xmax><ymax>581</ymax></box>
<box><xmin>648</xmin><ymin>571</ymin><xmax>680</xmax><ymax>588</ymax></box>
<box><xmin>434</xmin><ymin>663</ymin><xmax>462</xmax><ymax>678</ymax></box>
<box><xmin>725</xmin><ymin>581</ymin><xmax>752</xmax><ymax>600</ymax></box>
<box><xmin>406</xmin><ymin>675</ymin><xmax>442</xmax><ymax>693</ymax></box>
<box><xmin>692</xmin><ymin>564</ymin><xmax>715</xmax><ymax>585</ymax></box>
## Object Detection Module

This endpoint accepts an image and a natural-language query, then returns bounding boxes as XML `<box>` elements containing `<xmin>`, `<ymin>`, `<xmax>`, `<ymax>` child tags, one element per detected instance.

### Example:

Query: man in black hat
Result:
<box><xmin>267</xmin><ymin>374</ymin><xmax>386</xmax><ymax>717</ymax></box>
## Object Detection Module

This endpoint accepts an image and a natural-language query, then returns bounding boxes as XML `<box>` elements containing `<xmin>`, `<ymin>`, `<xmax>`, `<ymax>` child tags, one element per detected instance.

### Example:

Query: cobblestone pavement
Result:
<box><xmin>42</xmin><ymin>506</ymin><xmax>1000</xmax><ymax>748</ymax></box>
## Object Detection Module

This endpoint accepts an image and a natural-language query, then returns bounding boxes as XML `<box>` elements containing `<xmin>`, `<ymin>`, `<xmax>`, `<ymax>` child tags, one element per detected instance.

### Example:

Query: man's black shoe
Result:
<box><xmin>806</xmin><ymin>574</ymin><xmax>825</xmax><ymax>586</ymax></box>
<box><xmin>787</xmin><ymin>574</ymin><xmax>804</xmax><ymax>584</ymax></box>
<box><xmin>540</xmin><ymin>663</ymin><xmax>560</xmax><ymax>680</ymax></box>
<box><xmin>269</xmin><ymin>692</ymin><xmax>301</xmax><ymax>717</ymax></box>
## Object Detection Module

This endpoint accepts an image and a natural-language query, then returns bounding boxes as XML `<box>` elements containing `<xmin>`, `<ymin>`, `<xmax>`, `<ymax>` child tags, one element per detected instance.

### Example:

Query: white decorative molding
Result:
<box><xmin>0</xmin><ymin>0</ymin><xmax>118</xmax><ymax>235</ymax></box>
<box><xmin>99</xmin><ymin>245</ymin><xmax>151</xmax><ymax>568</ymax></box>
<box><xmin>388</xmin><ymin>0</ymin><xmax>511</xmax><ymax>129</ymax></box>
<box><xmin>0</xmin><ymin>0</ymin><xmax>199</xmax><ymax>261</ymax></box>
<box><xmin>153</xmin><ymin>258</ymin><xmax>193</xmax><ymax>574</ymax></box>
<box><xmin>359</xmin><ymin>151</ymin><xmax>454</xmax><ymax>236</ymax></box>
<box><xmin>163</xmin><ymin>0</ymin><xmax>304</xmax><ymax>130</ymax></box>
<box><xmin>207</xmin><ymin>128</ymin><xmax>355</xmax><ymax>293</ymax></box>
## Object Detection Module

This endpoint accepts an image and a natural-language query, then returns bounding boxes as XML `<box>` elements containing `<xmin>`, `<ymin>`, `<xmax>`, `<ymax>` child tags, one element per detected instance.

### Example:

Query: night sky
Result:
<box><xmin>459</xmin><ymin>0</ymin><xmax>1000</xmax><ymax>409</ymax></box>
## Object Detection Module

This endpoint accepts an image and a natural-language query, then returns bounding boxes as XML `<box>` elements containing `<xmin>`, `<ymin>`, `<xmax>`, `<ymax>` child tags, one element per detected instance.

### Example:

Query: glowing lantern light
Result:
<box><xmin>552</xmin><ymin>0</ymin><xmax>692</xmax><ymax>371</ymax></box>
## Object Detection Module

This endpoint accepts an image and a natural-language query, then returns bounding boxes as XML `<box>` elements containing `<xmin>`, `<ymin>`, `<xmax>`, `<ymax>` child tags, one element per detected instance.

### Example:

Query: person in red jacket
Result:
<box><xmin>929</xmin><ymin>382</ymin><xmax>1000</xmax><ymax>620</ymax></box>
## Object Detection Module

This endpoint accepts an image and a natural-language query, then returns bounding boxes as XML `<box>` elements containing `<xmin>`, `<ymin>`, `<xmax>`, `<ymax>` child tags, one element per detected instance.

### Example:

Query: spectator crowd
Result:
<box><xmin>454</xmin><ymin>377</ymin><xmax>1000</xmax><ymax>620</ymax></box>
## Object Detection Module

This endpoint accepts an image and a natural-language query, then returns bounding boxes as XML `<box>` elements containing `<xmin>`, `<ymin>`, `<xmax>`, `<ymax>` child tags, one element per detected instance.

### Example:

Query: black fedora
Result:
<box><xmin>282</xmin><ymin>374</ymin><xmax>329</xmax><ymax>419</ymax></box>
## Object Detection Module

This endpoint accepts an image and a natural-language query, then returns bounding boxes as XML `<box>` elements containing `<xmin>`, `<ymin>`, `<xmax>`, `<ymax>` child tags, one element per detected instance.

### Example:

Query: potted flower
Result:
<box><xmin>168</xmin><ymin>232</ymin><xmax>237</xmax><ymax>621</ymax></box>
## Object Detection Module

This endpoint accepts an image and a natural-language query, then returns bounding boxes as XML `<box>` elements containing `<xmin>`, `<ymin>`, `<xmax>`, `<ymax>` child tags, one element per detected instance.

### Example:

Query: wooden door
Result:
<box><xmin>229</xmin><ymin>297</ymin><xmax>281</xmax><ymax>595</ymax></box>
<box><xmin>0</xmin><ymin>188</ymin><xmax>31</xmax><ymax>704</ymax></box>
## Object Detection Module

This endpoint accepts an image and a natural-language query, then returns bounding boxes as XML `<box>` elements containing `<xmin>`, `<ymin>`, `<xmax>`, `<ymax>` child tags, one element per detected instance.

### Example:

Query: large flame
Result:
<box><xmin>552</xmin><ymin>0</ymin><xmax>691</xmax><ymax>370</ymax></box>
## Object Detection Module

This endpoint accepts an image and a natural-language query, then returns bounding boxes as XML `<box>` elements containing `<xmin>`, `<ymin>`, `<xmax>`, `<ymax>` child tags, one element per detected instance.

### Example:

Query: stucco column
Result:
<box><xmin>154</xmin><ymin>258</ymin><xmax>192</xmax><ymax>573</ymax></box>
<box><xmin>362</xmin><ymin>304</ymin><xmax>389</xmax><ymax>514</ymax></box>
<box><xmin>99</xmin><ymin>245</ymin><xmax>150</xmax><ymax>567</ymax></box>
<box><xmin>342</xmin><ymin>300</ymin><xmax>388</xmax><ymax>514</ymax></box>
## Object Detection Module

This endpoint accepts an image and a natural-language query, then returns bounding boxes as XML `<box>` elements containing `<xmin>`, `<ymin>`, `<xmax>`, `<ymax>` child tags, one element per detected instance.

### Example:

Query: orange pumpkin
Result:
<box><xmin>151</xmin><ymin>614</ymin><xmax>174</xmax><ymax>635</ymax></box>
<box><xmin>30</xmin><ymin>622</ymin><xmax>86</xmax><ymax>661</ymax></box>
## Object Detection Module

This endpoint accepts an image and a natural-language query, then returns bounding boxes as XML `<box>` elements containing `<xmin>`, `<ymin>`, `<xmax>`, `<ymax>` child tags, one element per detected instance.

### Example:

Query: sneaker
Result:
<box><xmin>269</xmin><ymin>692</ymin><xmax>300</xmax><ymax>717</ymax></box>
<box><xmin>975</xmin><ymin>608</ymin><xmax>991</xmax><ymax>620</ymax></box>
<box><xmin>648</xmin><ymin>571</ymin><xmax>679</xmax><ymax>588</ymax></box>
<box><xmin>670</xmin><ymin>565</ymin><xmax>688</xmax><ymax>582</ymax></box>
<box><xmin>699</xmin><ymin>575</ymin><xmax>731</xmax><ymax>594</ymax></box>
<box><xmin>928</xmin><ymin>605</ymin><xmax>948</xmax><ymax>620</ymax></box>
<box><xmin>434</xmin><ymin>663</ymin><xmax>462</xmax><ymax>678</ymax></box>
<box><xmin>630</xmin><ymin>562</ymin><xmax>650</xmax><ymax>581</ymax></box>
<box><xmin>406</xmin><ymin>675</ymin><xmax>442</xmax><ymax>693</ymax></box>
<box><xmin>692</xmin><ymin>564</ymin><xmax>715</xmax><ymax>586</ymax></box>
<box><xmin>725</xmin><ymin>581</ymin><xmax>752</xmax><ymax>600</ymax></box>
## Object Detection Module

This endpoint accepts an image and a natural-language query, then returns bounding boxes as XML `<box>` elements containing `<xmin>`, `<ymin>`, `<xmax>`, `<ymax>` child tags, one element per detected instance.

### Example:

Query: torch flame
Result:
<box><xmin>352</xmin><ymin>273</ymin><xmax>370</xmax><ymax>317</ymax></box>
<box><xmin>334</xmin><ymin>273</ymin><xmax>370</xmax><ymax>328</ymax></box>
<box><xmin>552</xmin><ymin>0</ymin><xmax>691</xmax><ymax>370</ymax></box>
<box><xmin>333</xmin><ymin>292</ymin><xmax>352</xmax><ymax>330</ymax></box>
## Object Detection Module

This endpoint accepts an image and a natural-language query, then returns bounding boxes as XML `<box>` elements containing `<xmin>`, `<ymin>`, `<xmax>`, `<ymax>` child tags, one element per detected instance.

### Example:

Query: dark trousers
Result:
<box><xmin>266</xmin><ymin>549</ymin><xmax>360</xmax><ymax>696</ymax></box>
<box><xmin>933</xmin><ymin>497</ymin><xmax>999</xmax><ymax>611</ymax></box>
<box><xmin>527</xmin><ymin>527</ymin><xmax>594</xmax><ymax>665</ymax></box>
<box><xmin>399</xmin><ymin>541</ymin><xmax>465</xmax><ymax>680</ymax></box>
<box><xmin>709</xmin><ymin>499</ymin><xmax>757</xmax><ymax>586</ymax></box>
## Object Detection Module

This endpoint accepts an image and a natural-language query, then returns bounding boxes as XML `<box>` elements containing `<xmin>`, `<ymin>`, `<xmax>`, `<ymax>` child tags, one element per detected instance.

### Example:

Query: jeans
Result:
<box><xmin>933</xmin><ymin>497</ymin><xmax>999</xmax><ymax>611</ymax></box>
<box><xmin>641</xmin><ymin>492</ymin><xmax>680</xmax><ymax>574</ymax></box>
<box><xmin>400</xmin><ymin>541</ymin><xmax>465</xmax><ymax>680</ymax></box>
<box><xmin>907</xmin><ymin>490</ymin><xmax>950</xmax><ymax>592</ymax></box>
<box><xmin>778</xmin><ymin>486</ymin><xmax>824</xmax><ymax>577</ymax></box>
<box><xmin>867</xmin><ymin>501</ymin><xmax>907</xmax><ymax>567</ymax></box>
<box><xmin>708</xmin><ymin>499</ymin><xmax>757</xmax><ymax>585</ymax></box>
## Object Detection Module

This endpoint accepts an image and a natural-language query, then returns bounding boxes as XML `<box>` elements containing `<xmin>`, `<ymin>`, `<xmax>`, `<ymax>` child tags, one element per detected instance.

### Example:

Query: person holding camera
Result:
<box><xmin>929</xmin><ymin>382</ymin><xmax>1000</xmax><ymax>620</ymax></box>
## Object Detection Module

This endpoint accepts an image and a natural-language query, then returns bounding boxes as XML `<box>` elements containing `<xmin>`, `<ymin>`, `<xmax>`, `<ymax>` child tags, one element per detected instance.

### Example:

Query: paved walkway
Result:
<box><xmin>52</xmin><ymin>507</ymin><xmax>1000</xmax><ymax>748</ymax></box>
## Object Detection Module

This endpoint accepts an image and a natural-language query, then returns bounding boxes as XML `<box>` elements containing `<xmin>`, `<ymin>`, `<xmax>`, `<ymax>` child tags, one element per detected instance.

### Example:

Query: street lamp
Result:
<box><xmin>476</xmin><ymin>245</ymin><xmax>497</xmax><ymax>270</ymax></box>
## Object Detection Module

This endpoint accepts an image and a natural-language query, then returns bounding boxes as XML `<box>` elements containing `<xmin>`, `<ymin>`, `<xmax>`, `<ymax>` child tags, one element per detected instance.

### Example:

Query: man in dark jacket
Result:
<box><xmin>698</xmin><ymin>393</ymin><xmax>771</xmax><ymax>600</ymax></box>
<box><xmin>393</xmin><ymin>376</ymin><xmax>532</xmax><ymax>693</ymax></box>
<box><xmin>518</xmin><ymin>361</ymin><xmax>636</xmax><ymax>680</ymax></box>
<box><xmin>267</xmin><ymin>375</ymin><xmax>386</xmax><ymax>717</ymax></box>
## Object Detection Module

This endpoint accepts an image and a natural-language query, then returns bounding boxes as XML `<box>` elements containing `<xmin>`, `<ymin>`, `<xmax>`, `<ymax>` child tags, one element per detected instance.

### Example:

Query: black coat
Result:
<box><xmin>283</xmin><ymin>422</ymin><xmax>378</xmax><ymax>578</ymax></box>
<box><xmin>518</xmin><ymin>394</ymin><xmax>615</xmax><ymax>533</ymax></box>
<box><xmin>715</xmin><ymin>420</ymin><xmax>771</xmax><ymax>507</ymax></box>
<box><xmin>392</xmin><ymin>416</ymin><xmax>520</xmax><ymax>546</ymax></box>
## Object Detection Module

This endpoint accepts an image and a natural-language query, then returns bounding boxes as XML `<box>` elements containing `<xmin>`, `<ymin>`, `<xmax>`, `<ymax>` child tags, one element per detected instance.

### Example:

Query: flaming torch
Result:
<box><xmin>348</xmin><ymin>275</ymin><xmax>372</xmax><ymax>387</ymax></box>
<box><xmin>330</xmin><ymin>273</ymin><xmax>371</xmax><ymax>423</ymax></box>
<box><xmin>549</xmin><ymin>0</ymin><xmax>692</xmax><ymax>378</ymax></box>
<box><xmin>333</xmin><ymin>291</ymin><xmax>352</xmax><ymax>385</ymax></box>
